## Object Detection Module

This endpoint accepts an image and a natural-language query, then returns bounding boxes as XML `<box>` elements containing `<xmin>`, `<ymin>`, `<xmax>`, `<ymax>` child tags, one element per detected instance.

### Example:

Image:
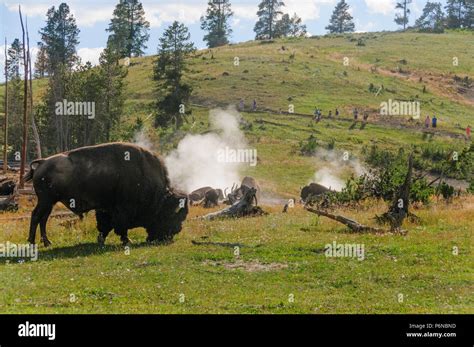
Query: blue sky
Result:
<box><xmin>0</xmin><ymin>0</ymin><xmax>448</xmax><ymax>79</ymax></box>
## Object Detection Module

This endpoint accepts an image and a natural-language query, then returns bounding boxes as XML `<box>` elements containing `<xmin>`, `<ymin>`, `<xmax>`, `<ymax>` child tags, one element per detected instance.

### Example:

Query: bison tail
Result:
<box><xmin>24</xmin><ymin>159</ymin><xmax>45</xmax><ymax>182</ymax></box>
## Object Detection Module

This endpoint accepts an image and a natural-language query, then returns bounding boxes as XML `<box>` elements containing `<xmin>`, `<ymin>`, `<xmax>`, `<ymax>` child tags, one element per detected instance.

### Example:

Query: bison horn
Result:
<box><xmin>224</xmin><ymin>187</ymin><xmax>229</xmax><ymax>198</ymax></box>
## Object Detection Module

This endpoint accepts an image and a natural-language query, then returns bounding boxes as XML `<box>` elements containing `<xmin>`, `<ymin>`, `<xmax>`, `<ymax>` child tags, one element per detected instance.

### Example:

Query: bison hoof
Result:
<box><xmin>41</xmin><ymin>238</ymin><xmax>52</xmax><ymax>247</ymax></box>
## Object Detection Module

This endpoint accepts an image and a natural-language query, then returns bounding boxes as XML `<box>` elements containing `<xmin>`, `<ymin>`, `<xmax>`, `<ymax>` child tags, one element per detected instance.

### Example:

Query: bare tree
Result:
<box><xmin>26</xmin><ymin>18</ymin><xmax>42</xmax><ymax>159</ymax></box>
<box><xmin>19</xmin><ymin>6</ymin><xmax>28</xmax><ymax>188</ymax></box>
<box><xmin>3</xmin><ymin>38</ymin><xmax>8</xmax><ymax>174</ymax></box>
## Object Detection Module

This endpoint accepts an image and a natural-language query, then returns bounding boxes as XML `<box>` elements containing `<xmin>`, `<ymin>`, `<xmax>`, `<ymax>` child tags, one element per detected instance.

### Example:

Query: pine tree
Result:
<box><xmin>415</xmin><ymin>2</ymin><xmax>445</xmax><ymax>33</ymax></box>
<box><xmin>254</xmin><ymin>0</ymin><xmax>285</xmax><ymax>40</ymax></box>
<box><xmin>153</xmin><ymin>21</ymin><xmax>195</xmax><ymax>128</ymax></box>
<box><xmin>445</xmin><ymin>0</ymin><xmax>473</xmax><ymax>28</ymax></box>
<box><xmin>326</xmin><ymin>0</ymin><xmax>355</xmax><ymax>34</ymax></box>
<box><xmin>98</xmin><ymin>47</ymin><xmax>127</xmax><ymax>141</ymax></box>
<box><xmin>106</xmin><ymin>0</ymin><xmax>150</xmax><ymax>58</ymax></box>
<box><xmin>275</xmin><ymin>13</ymin><xmax>291</xmax><ymax>37</ymax></box>
<box><xmin>394</xmin><ymin>0</ymin><xmax>412</xmax><ymax>30</ymax></box>
<box><xmin>7</xmin><ymin>39</ymin><xmax>22</xmax><ymax>78</ymax></box>
<box><xmin>34</xmin><ymin>42</ymin><xmax>48</xmax><ymax>78</ymax></box>
<box><xmin>201</xmin><ymin>0</ymin><xmax>233</xmax><ymax>48</ymax></box>
<box><xmin>275</xmin><ymin>13</ymin><xmax>307</xmax><ymax>37</ymax></box>
<box><xmin>288</xmin><ymin>13</ymin><xmax>307</xmax><ymax>37</ymax></box>
<box><xmin>6</xmin><ymin>39</ymin><xmax>24</xmax><ymax>157</ymax></box>
<box><xmin>39</xmin><ymin>3</ymin><xmax>80</xmax><ymax>73</ymax></box>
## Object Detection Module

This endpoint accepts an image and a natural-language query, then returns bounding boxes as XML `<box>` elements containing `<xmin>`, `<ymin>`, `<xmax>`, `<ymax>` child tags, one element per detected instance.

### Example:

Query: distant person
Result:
<box><xmin>363</xmin><ymin>112</ymin><xmax>369</xmax><ymax>122</ymax></box>
<box><xmin>432</xmin><ymin>115</ymin><xmax>437</xmax><ymax>128</ymax></box>
<box><xmin>252</xmin><ymin>99</ymin><xmax>257</xmax><ymax>111</ymax></box>
<box><xmin>353</xmin><ymin>108</ymin><xmax>358</xmax><ymax>120</ymax></box>
<box><xmin>328</xmin><ymin>111</ymin><xmax>333</xmax><ymax>118</ymax></box>
<box><xmin>335</xmin><ymin>108</ymin><xmax>339</xmax><ymax>117</ymax></box>
<box><xmin>239</xmin><ymin>99</ymin><xmax>244</xmax><ymax>111</ymax></box>
<box><xmin>467</xmin><ymin>125</ymin><xmax>471</xmax><ymax>140</ymax></box>
<box><xmin>425</xmin><ymin>116</ymin><xmax>430</xmax><ymax>128</ymax></box>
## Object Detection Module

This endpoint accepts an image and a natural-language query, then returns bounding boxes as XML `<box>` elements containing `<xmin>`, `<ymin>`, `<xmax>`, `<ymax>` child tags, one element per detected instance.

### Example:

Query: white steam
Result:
<box><xmin>165</xmin><ymin>107</ymin><xmax>247</xmax><ymax>193</ymax></box>
<box><xmin>312</xmin><ymin>149</ymin><xmax>366</xmax><ymax>191</ymax></box>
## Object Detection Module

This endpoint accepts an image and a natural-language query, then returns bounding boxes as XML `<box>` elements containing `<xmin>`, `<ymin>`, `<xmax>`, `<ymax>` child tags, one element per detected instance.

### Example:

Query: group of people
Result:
<box><xmin>239</xmin><ymin>99</ymin><xmax>257</xmax><ymax>112</ymax></box>
<box><xmin>313</xmin><ymin>108</ymin><xmax>340</xmax><ymax>122</ymax></box>
<box><xmin>352</xmin><ymin>108</ymin><xmax>369</xmax><ymax>122</ymax></box>
<box><xmin>424</xmin><ymin>115</ymin><xmax>438</xmax><ymax>129</ymax></box>
<box><xmin>236</xmin><ymin>100</ymin><xmax>471</xmax><ymax>141</ymax></box>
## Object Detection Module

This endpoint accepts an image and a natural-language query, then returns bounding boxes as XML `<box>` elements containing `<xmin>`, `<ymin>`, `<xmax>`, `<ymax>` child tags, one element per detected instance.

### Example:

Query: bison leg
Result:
<box><xmin>95</xmin><ymin>211</ymin><xmax>113</xmax><ymax>246</ymax></box>
<box><xmin>116</xmin><ymin>229</ymin><xmax>131</xmax><ymax>246</ymax></box>
<box><xmin>28</xmin><ymin>201</ymin><xmax>54</xmax><ymax>246</ymax></box>
<box><xmin>146</xmin><ymin>226</ymin><xmax>159</xmax><ymax>243</ymax></box>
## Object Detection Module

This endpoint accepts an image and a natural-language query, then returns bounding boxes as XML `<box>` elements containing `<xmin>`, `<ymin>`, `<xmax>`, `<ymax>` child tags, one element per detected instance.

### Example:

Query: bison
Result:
<box><xmin>203</xmin><ymin>189</ymin><xmax>219</xmax><ymax>208</ymax></box>
<box><xmin>25</xmin><ymin>142</ymin><xmax>188</xmax><ymax>247</ymax></box>
<box><xmin>189</xmin><ymin>187</ymin><xmax>223</xmax><ymax>208</ymax></box>
<box><xmin>189</xmin><ymin>186</ymin><xmax>213</xmax><ymax>206</ymax></box>
<box><xmin>0</xmin><ymin>179</ymin><xmax>16</xmax><ymax>196</ymax></box>
<box><xmin>300</xmin><ymin>183</ymin><xmax>330</xmax><ymax>203</ymax></box>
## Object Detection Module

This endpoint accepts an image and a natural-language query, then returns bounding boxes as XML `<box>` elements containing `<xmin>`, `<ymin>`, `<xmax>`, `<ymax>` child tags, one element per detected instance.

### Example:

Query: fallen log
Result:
<box><xmin>201</xmin><ymin>188</ymin><xmax>267</xmax><ymax>220</ymax></box>
<box><xmin>304</xmin><ymin>206</ymin><xmax>404</xmax><ymax>234</ymax></box>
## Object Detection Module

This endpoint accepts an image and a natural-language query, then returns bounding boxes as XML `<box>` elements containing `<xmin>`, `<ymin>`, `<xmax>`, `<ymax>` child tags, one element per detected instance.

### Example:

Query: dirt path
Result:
<box><xmin>328</xmin><ymin>53</ymin><xmax>474</xmax><ymax>108</ymax></box>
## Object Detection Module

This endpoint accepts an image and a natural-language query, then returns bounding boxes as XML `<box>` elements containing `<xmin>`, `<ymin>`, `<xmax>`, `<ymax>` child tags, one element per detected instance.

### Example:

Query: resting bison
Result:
<box><xmin>189</xmin><ymin>187</ymin><xmax>223</xmax><ymax>207</ymax></box>
<box><xmin>0</xmin><ymin>195</ymin><xmax>18</xmax><ymax>212</ymax></box>
<box><xmin>189</xmin><ymin>186</ymin><xmax>213</xmax><ymax>205</ymax></box>
<box><xmin>300</xmin><ymin>183</ymin><xmax>330</xmax><ymax>203</ymax></box>
<box><xmin>0</xmin><ymin>180</ymin><xmax>15</xmax><ymax>196</ymax></box>
<box><xmin>203</xmin><ymin>189</ymin><xmax>219</xmax><ymax>208</ymax></box>
<box><xmin>25</xmin><ymin>143</ymin><xmax>188</xmax><ymax>247</ymax></box>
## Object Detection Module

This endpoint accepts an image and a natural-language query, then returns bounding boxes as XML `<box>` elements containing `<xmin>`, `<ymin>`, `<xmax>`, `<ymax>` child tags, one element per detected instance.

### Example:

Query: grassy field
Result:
<box><xmin>0</xmin><ymin>31</ymin><xmax>473</xmax><ymax>314</ymax></box>
<box><xmin>0</xmin><ymin>196</ymin><xmax>472</xmax><ymax>314</ymax></box>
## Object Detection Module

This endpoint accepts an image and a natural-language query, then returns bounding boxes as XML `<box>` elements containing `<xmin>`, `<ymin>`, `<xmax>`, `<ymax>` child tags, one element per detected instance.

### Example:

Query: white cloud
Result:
<box><xmin>6</xmin><ymin>1</ymin><xmax>113</xmax><ymax>27</ymax></box>
<box><xmin>285</xmin><ymin>0</ymin><xmax>336</xmax><ymax>21</ymax></box>
<box><xmin>145</xmin><ymin>3</ymin><xmax>207</xmax><ymax>28</ymax></box>
<box><xmin>364</xmin><ymin>0</ymin><xmax>396</xmax><ymax>15</ymax></box>
<box><xmin>77</xmin><ymin>47</ymin><xmax>104</xmax><ymax>66</ymax></box>
<box><xmin>233</xmin><ymin>4</ymin><xmax>258</xmax><ymax>21</ymax></box>
<box><xmin>355</xmin><ymin>20</ymin><xmax>376</xmax><ymax>33</ymax></box>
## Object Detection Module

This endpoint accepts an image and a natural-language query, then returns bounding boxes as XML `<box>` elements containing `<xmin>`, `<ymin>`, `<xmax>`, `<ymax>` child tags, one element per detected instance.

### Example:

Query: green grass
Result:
<box><xmin>0</xmin><ymin>199</ymin><xmax>472</xmax><ymax>314</ymax></box>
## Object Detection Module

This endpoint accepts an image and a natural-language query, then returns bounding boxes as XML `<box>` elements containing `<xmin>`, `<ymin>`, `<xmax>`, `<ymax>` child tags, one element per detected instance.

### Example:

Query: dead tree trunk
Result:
<box><xmin>305</xmin><ymin>206</ymin><xmax>390</xmax><ymax>233</ymax></box>
<box><xmin>3</xmin><ymin>37</ymin><xmax>8</xmax><ymax>174</ymax></box>
<box><xmin>18</xmin><ymin>6</ymin><xmax>28</xmax><ymax>189</ymax></box>
<box><xmin>201</xmin><ymin>188</ymin><xmax>266</xmax><ymax>220</ymax></box>
<box><xmin>26</xmin><ymin>19</ymin><xmax>42</xmax><ymax>159</ymax></box>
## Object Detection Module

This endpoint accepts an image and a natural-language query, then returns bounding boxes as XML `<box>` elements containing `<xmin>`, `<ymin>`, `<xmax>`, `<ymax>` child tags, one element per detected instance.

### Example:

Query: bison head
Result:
<box><xmin>155</xmin><ymin>190</ymin><xmax>189</xmax><ymax>241</ymax></box>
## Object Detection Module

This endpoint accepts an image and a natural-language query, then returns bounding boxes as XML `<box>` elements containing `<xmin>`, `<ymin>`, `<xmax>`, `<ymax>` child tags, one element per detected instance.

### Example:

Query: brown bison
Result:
<box><xmin>300</xmin><ymin>183</ymin><xmax>330</xmax><ymax>203</ymax></box>
<box><xmin>0</xmin><ymin>179</ymin><xmax>15</xmax><ymax>196</ymax></box>
<box><xmin>25</xmin><ymin>143</ymin><xmax>188</xmax><ymax>247</ymax></box>
<box><xmin>189</xmin><ymin>187</ymin><xmax>224</xmax><ymax>207</ymax></box>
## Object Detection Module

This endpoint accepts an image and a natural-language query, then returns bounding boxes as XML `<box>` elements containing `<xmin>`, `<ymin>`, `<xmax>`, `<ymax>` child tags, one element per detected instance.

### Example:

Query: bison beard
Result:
<box><xmin>25</xmin><ymin>143</ymin><xmax>188</xmax><ymax>247</ymax></box>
